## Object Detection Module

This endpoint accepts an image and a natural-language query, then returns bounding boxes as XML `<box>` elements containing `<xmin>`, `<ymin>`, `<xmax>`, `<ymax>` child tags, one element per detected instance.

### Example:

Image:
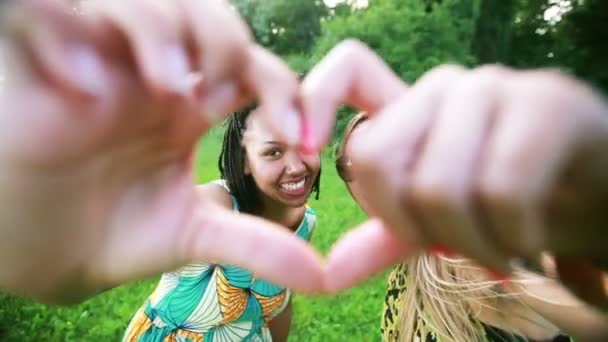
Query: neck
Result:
<box><xmin>259</xmin><ymin>199</ymin><xmax>305</xmax><ymax>232</ymax></box>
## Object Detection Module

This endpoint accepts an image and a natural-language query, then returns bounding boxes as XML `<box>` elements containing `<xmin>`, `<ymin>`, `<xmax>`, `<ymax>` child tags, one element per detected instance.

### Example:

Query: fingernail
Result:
<box><xmin>201</xmin><ymin>82</ymin><xmax>237</xmax><ymax>125</ymax></box>
<box><xmin>70</xmin><ymin>46</ymin><xmax>105</xmax><ymax>97</ymax></box>
<box><xmin>428</xmin><ymin>245</ymin><xmax>455</xmax><ymax>257</ymax></box>
<box><xmin>299</xmin><ymin>118</ymin><xmax>316</xmax><ymax>155</ymax></box>
<box><xmin>165</xmin><ymin>45</ymin><xmax>190</xmax><ymax>95</ymax></box>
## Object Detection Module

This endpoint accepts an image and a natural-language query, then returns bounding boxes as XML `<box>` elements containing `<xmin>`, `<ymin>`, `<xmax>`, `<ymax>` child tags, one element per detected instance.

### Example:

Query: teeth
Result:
<box><xmin>281</xmin><ymin>179</ymin><xmax>306</xmax><ymax>192</ymax></box>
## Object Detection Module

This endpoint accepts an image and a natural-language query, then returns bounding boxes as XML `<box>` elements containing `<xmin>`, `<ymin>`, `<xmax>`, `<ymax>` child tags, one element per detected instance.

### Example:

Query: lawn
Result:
<box><xmin>0</xmin><ymin>127</ymin><xmax>389</xmax><ymax>341</ymax></box>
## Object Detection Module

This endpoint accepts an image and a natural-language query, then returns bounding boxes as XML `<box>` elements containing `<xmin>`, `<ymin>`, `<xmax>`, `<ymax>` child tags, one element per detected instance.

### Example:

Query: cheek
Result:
<box><xmin>247</xmin><ymin>157</ymin><xmax>280</xmax><ymax>180</ymax></box>
<box><xmin>303</xmin><ymin>155</ymin><xmax>321</xmax><ymax>173</ymax></box>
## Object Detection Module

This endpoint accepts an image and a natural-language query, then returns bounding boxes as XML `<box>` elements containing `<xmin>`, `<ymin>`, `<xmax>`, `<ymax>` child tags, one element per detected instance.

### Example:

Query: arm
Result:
<box><xmin>268</xmin><ymin>300</ymin><xmax>293</xmax><ymax>342</ymax></box>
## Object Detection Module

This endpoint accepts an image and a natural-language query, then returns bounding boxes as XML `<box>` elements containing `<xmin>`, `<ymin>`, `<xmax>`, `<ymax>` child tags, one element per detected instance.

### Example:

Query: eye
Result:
<box><xmin>264</xmin><ymin>149</ymin><xmax>282</xmax><ymax>158</ymax></box>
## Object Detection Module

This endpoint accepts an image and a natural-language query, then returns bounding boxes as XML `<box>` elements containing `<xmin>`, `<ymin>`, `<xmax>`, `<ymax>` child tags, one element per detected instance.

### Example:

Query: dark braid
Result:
<box><xmin>218</xmin><ymin>107</ymin><xmax>321</xmax><ymax>215</ymax></box>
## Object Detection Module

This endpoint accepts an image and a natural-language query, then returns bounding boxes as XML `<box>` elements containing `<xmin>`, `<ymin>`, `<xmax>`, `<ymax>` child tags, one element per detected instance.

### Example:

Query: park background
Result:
<box><xmin>1</xmin><ymin>0</ymin><xmax>606</xmax><ymax>340</ymax></box>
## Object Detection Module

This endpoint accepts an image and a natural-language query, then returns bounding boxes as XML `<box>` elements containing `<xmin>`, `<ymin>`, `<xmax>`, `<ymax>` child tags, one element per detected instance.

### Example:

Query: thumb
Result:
<box><xmin>90</xmin><ymin>200</ymin><xmax>325</xmax><ymax>295</ymax></box>
<box><xmin>325</xmin><ymin>218</ymin><xmax>418</xmax><ymax>292</ymax></box>
<box><xmin>241</xmin><ymin>45</ymin><xmax>301</xmax><ymax>146</ymax></box>
<box><xmin>197</xmin><ymin>45</ymin><xmax>301</xmax><ymax>145</ymax></box>
<box><xmin>176</xmin><ymin>203</ymin><xmax>326</xmax><ymax>293</ymax></box>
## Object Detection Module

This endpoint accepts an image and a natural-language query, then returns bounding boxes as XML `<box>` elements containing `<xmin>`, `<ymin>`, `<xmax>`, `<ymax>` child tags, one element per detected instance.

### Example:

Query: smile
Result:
<box><xmin>279</xmin><ymin>177</ymin><xmax>308</xmax><ymax>194</ymax></box>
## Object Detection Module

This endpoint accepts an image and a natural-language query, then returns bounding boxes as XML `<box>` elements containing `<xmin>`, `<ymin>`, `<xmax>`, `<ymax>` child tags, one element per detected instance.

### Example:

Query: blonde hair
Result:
<box><xmin>396</xmin><ymin>254</ymin><xmax>563</xmax><ymax>341</ymax></box>
<box><xmin>335</xmin><ymin>113</ymin><xmax>571</xmax><ymax>342</ymax></box>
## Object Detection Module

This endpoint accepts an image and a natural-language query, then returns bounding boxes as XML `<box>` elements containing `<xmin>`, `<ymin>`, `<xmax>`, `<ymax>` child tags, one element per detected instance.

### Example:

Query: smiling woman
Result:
<box><xmin>122</xmin><ymin>107</ymin><xmax>321</xmax><ymax>342</ymax></box>
<box><xmin>221</xmin><ymin>107</ymin><xmax>321</xmax><ymax>216</ymax></box>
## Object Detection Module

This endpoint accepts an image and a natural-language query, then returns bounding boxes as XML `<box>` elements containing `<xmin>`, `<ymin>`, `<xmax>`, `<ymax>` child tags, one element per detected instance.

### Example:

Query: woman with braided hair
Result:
<box><xmin>124</xmin><ymin>106</ymin><xmax>321</xmax><ymax>342</ymax></box>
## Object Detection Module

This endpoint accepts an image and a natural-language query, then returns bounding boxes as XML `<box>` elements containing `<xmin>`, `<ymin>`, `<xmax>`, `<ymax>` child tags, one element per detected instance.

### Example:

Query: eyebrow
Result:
<box><xmin>263</xmin><ymin>141</ymin><xmax>281</xmax><ymax>145</ymax></box>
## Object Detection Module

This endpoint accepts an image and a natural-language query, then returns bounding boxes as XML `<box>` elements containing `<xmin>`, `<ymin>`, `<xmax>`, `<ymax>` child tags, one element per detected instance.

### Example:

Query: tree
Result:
<box><xmin>231</xmin><ymin>0</ymin><xmax>328</xmax><ymax>55</ymax></box>
<box><xmin>561</xmin><ymin>0</ymin><xmax>608</xmax><ymax>92</ymax></box>
<box><xmin>471</xmin><ymin>0</ymin><xmax>517</xmax><ymax>64</ymax></box>
<box><xmin>300</xmin><ymin>0</ymin><xmax>479</xmax><ymax>138</ymax></box>
<box><xmin>505</xmin><ymin>0</ymin><xmax>607</xmax><ymax>93</ymax></box>
<box><xmin>309</xmin><ymin>0</ymin><xmax>477</xmax><ymax>81</ymax></box>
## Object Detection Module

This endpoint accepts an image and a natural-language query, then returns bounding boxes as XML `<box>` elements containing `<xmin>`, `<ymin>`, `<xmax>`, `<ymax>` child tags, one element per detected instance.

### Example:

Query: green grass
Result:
<box><xmin>0</xmin><ymin>128</ymin><xmax>388</xmax><ymax>341</ymax></box>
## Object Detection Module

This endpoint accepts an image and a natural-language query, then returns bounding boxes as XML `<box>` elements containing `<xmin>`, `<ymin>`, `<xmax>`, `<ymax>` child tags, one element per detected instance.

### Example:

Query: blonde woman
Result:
<box><xmin>334</xmin><ymin>112</ymin><xmax>608</xmax><ymax>342</ymax></box>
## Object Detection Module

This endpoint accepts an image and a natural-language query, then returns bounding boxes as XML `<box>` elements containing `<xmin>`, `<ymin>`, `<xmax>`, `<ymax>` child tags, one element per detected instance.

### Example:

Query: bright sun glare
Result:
<box><xmin>323</xmin><ymin>0</ymin><xmax>369</xmax><ymax>8</ymax></box>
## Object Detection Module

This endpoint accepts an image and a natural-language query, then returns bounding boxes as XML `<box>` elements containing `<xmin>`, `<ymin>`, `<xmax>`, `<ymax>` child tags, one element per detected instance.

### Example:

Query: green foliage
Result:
<box><xmin>300</xmin><ymin>0</ymin><xmax>479</xmax><ymax>140</ymax></box>
<box><xmin>559</xmin><ymin>0</ymin><xmax>608</xmax><ymax>92</ymax></box>
<box><xmin>471</xmin><ymin>0</ymin><xmax>517</xmax><ymax>64</ymax></box>
<box><xmin>285</xmin><ymin>0</ymin><xmax>607</xmax><ymax>141</ymax></box>
<box><xmin>0</xmin><ymin>281</ymin><xmax>156</xmax><ymax>341</ymax></box>
<box><xmin>507</xmin><ymin>0</ymin><xmax>578</xmax><ymax>70</ymax></box>
<box><xmin>309</xmin><ymin>0</ymin><xmax>478</xmax><ymax>83</ymax></box>
<box><xmin>231</xmin><ymin>0</ymin><xmax>328</xmax><ymax>55</ymax></box>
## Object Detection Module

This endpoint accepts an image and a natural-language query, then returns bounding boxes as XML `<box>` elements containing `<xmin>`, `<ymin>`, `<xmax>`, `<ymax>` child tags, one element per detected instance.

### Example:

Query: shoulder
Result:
<box><xmin>304</xmin><ymin>205</ymin><xmax>316</xmax><ymax>216</ymax></box>
<box><xmin>292</xmin><ymin>205</ymin><xmax>317</xmax><ymax>242</ymax></box>
<box><xmin>304</xmin><ymin>205</ymin><xmax>317</xmax><ymax>229</ymax></box>
<box><xmin>304</xmin><ymin>205</ymin><xmax>316</xmax><ymax>219</ymax></box>
<box><xmin>196</xmin><ymin>180</ymin><xmax>233</xmax><ymax>210</ymax></box>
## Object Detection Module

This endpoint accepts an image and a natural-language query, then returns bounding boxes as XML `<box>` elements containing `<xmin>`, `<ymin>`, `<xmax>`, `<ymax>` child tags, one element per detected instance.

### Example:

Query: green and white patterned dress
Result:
<box><xmin>124</xmin><ymin>180</ymin><xmax>316</xmax><ymax>342</ymax></box>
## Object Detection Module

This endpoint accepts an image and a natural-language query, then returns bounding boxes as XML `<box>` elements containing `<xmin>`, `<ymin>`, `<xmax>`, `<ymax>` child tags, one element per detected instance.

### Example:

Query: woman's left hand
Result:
<box><xmin>0</xmin><ymin>0</ymin><xmax>323</xmax><ymax>304</ymax></box>
<box><xmin>300</xmin><ymin>40</ymin><xmax>608</xmax><ymax>310</ymax></box>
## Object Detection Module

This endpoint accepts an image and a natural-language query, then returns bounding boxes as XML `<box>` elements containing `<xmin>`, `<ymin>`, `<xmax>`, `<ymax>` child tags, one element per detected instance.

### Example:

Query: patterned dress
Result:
<box><xmin>124</xmin><ymin>181</ymin><xmax>316</xmax><ymax>342</ymax></box>
<box><xmin>381</xmin><ymin>264</ymin><xmax>572</xmax><ymax>342</ymax></box>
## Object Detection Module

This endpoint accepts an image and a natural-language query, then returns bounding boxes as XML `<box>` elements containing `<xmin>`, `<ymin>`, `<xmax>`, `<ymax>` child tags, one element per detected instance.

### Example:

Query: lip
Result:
<box><xmin>278</xmin><ymin>176</ymin><xmax>310</xmax><ymax>198</ymax></box>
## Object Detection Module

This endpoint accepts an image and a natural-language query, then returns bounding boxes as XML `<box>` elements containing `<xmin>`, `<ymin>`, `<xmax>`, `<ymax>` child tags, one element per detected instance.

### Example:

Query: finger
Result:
<box><xmin>349</xmin><ymin>65</ymin><xmax>466</xmax><ymax>246</ymax></box>
<box><xmin>325</xmin><ymin>218</ymin><xmax>416</xmax><ymax>292</ymax></box>
<box><xmin>300</xmin><ymin>39</ymin><xmax>407</xmax><ymax>151</ymax></box>
<box><xmin>180</xmin><ymin>0</ymin><xmax>251</xmax><ymax>88</ymax></box>
<box><xmin>409</xmin><ymin>65</ymin><xmax>513</xmax><ymax>275</ymax></box>
<box><xmin>238</xmin><ymin>45</ymin><xmax>301</xmax><ymax>145</ymax></box>
<box><xmin>478</xmin><ymin>71</ymin><xmax>595</xmax><ymax>257</ymax></box>
<box><xmin>2</xmin><ymin>0</ymin><xmax>107</xmax><ymax>100</ymax></box>
<box><xmin>190</xmin><ymin>45</ymin><xmax>301</xmax><ymax>144</ymax></box>
<box><xmin>94</xmin><ymin>196</ymin><xmax>326</xmax><ymax>294</ymax></box>
<box><xmin>88</xmin><ymin>0</ymin><xmax>190</xmax><ymax>97</ymax></box>
<box><xmin>181</xmin><ymin>204</ymin><xmax>326</xmax><ymax>293</ymax></box>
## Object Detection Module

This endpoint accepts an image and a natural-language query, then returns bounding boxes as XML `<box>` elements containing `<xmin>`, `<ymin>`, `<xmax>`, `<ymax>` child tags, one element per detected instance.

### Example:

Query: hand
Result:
<box><xmin>0</xmin><ymin>0</ymin><xmax>322</xmax><ymax>304</ymax></box>
<box><xmin>300</xmin><ymin>40</ymin><xmax>608</xmax><ymax>307</ymax></box>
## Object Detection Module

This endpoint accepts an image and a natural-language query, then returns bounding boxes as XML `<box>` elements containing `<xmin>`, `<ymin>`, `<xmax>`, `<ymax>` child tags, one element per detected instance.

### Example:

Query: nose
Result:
<box><xmin>284</xmin><ymin>150</ymin><xmax>306</xmax><ymax>175</ymax></box>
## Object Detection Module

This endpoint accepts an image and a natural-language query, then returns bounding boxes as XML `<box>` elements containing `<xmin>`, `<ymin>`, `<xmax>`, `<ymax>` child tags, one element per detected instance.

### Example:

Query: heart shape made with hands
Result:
<box><xmin>297</xmin><ymin>39</ymin><xmax>608</xmax><ymax>312</ymax></box>
<box><xmin>2</xmin><ymin>0</ymin><xmax>608</xmax><ymax>309</ymax></box>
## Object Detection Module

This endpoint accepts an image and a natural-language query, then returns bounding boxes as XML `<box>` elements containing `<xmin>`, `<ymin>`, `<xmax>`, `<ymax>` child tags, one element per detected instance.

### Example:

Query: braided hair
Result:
<box><xmin>218</xmin><ymin>107</ymin><xmax>320</xmax><ymax>215</ymax></box>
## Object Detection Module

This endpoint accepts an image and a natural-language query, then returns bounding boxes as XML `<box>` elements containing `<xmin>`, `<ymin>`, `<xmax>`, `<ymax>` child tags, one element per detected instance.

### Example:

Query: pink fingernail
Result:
<box><xmin>428</xmin><ymin>245</ymin><xmax>455</xmax><ymax>257</ymax></box>
<box><xmin>299</xmin><ymin>118</ymin><xmax>317</xmax><ymax>155</ymax></box>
